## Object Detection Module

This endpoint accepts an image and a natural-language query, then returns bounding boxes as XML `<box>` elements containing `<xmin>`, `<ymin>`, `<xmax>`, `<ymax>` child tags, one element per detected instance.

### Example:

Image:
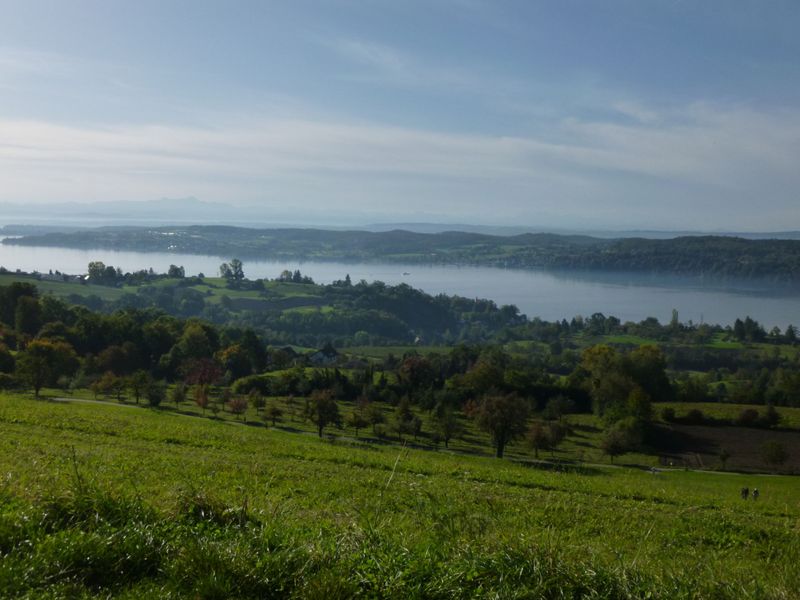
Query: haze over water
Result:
<box><xmin>1</xmin><ymin>240</ymin><xmax>796</xmax><ymax>329</ymax></box>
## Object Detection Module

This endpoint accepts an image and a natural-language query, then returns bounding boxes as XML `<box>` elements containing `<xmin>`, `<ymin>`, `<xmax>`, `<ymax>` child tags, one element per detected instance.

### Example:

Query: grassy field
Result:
<box><xmin>48</xmin><ymin>386</ymin><xmax>800</xmax><ymax>472</ymax></box>
<box><xmin>0</xmin><ymin>273</ymin><xmax>127</xmax><ymax>301</ymax></box>
<box><xmin>1</xmin><ymin>394</ymin><xmax>799</xmax><ymax>598</ymax></box>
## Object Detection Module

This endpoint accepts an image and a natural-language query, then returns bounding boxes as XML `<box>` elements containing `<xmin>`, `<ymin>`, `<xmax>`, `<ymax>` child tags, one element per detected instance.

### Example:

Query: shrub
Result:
<box><xmin>0</xmin><ymin>373</ymin><xmax>18</xmax><ymax>390</ymax></box>
<box><xmin>660</xmin><ymin>407</ymin><xmax>676</xmax><ymax>422</ymax></box>
<box><xmin>759</xmin><ymin>405</ymin><xmax>781</xmax><ymax>429</ymax></box>
<box><xmin>761</xmin><ymin>441</ymin><xmax>789</xmax><ymax>470</ymax></box>
<box><xmin>232</xmin><ymin>375</ymin><xmax>271</xmax><ymax>396</ymax></box>
<box><xmin>685</xmin><ymin>408</ymin><xmax>706</xmax><ymax>425</ymax></box>
<box><xmin>736</xmin><ymin>408</ymin><xmax>759</xmax><ymax>427</ymax></box>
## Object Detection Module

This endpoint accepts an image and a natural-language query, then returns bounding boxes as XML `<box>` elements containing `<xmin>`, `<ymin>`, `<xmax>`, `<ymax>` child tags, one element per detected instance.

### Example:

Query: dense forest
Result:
<box><xmin>6</xmin><ymin>226</ymin><xmax>800</xmax><ymax>282</ymax></box>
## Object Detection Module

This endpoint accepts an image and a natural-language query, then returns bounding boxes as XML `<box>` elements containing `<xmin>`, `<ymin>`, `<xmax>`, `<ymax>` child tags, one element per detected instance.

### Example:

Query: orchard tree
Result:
<box><xmin>719</xmin><ymin>447</ymin><xmax>731</xmax><ymax>470</ymax></box>
<box><xmin>600</xmin><ymin>418</ymin><xmax>641</xmax><ymax>463</ymax></box>
<box><xmin>467</xmin><ymin>393</ymin><xmax>530</xmax><ymax>458</ymax></box>
<box><xmin>171</xmin><ymin>382</ymin><xmax>187</xmax><ymax>407</ymax></box>
<box><xmin>127</xmin><ymin>370</ymin><xmax>151</xmax><ymax>405</ymax></box>
<box><xmin>527</xmin><ymin>420</ymin><xmax>550</xmax><ymax>459</ymax></box>
<box><xmin>146</xmin><ymin>380</ymin><xmax>166</xmax><ymax>407</ymax></box>
<box><xmin>194</xmin><ymin>384</ymin><xmax>210</xmax><ymax>414</ymax></box>
<box><xmin>305</xmin><ymin>389</ymin><xmax>341</xmax><ymax>437</ymax></box>
<box><xmin>346</xmin><ymin>408</ymin><xmax>369</xmax><ymax>437</ymax></box>
<box><xmin>265</xmin><ymin>402</ymin><xmax>283</xmax><ymax>426</ymax></box>
<box><xmin>15</xmin><ymin>339</ymin><xmax>79</xmax><ymax>398</ymax></box>
<box><xmin>393</xmin><ymin>397</ymin><xmax>417</xmax><ymax>441</ymax></box>
<box><xmin>762</xmin><ymin>441</ymin><xmax>789</xmax><ymax>471</ymax></box>
<box><xmin>433</xmin><ymin>406</ymin><xmax>461</xmax><ymax>448</ymax></box>
<box><xmin>249</xmin><ymin>389</ymin><xmax>265</xmax><ymax>414</ymax></box>
<box><xmin>93</xmin><ymin>371</ymin><xmax>125</xmax><ymax>402</ymax></box>
<box><xmin>227</xmin><ymin>395</ymin><xmax>249</xmax><ymax>421</ymax></box>
<box><xmin>367</xmin><ymin>402</ymin><xmax>386</xmax><ymax>434</ymax></box>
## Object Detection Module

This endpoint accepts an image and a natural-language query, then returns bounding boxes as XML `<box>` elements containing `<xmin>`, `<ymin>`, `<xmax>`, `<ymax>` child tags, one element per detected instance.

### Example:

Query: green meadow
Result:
<box><xmin>1</xmin><ymin>394</ymin><xmax>798</xmax><ymax>599</ymax></box>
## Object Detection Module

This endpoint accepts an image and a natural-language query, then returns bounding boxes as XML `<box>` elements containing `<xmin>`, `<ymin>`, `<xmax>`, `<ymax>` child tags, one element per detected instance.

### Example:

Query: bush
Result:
<box><xmin>685</xmin><ymin>408</ymin><xmax>706</xmax><ymax>425</ymax></box>
<box><xmin>736</xmin><ymin>408</ymin><xmax>759</xmax><ymax>427</ymax></box>
<box><xmin>232</xmin><ymin>375</ymin><xmax>271</xmax><ymax>396</ymax></box>
<box><xmin>761</xmin><ymin>441</ymin><xmax>789</xmax><ymax>469</ymax></box>
<box><xmin>759</xmin><ymin>405</ymin><xmax>781</xmax><ymax>429</ymax></box>
<box><xmin>146</xmin><ymin>381</ymin><xmax>166</xmax><ymax>407</ymax></box>
<box><xmin>600</xmin><ymin>417</ymin><xmax>643</xmax><ymax>462</ymax></box>
<box><xmin>660</xmin><ymin>407</ymin><xmax>676</xmax><ymax>422</ymax></box>
<box><xmin>0</xmin><ymin>373</ymin><xmax>18</xmax><ymax>390</ymax></box>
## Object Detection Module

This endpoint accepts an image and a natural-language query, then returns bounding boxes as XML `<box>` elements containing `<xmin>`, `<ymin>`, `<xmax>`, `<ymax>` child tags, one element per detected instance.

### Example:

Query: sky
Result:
<box><xmin>0</xmin><ymin>0</ymin><xmax>799</xmax><ymax>230</ymax></box>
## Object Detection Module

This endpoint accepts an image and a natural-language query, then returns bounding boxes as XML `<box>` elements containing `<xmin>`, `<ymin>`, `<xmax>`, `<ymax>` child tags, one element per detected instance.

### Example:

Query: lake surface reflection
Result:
<box><xmin>0</xmin><ymin>239</ymin><xmax>797</xmax><ymax>328</ymax></box>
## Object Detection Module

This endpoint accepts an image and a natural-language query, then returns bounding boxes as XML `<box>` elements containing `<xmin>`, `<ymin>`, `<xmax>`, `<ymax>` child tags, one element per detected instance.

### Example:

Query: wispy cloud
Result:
<box><xmin>1</xmin><ymin>100</ymin><xmax>798</xmax><ymax>228</ymax></box>
<box><xmin>325</xmin><ymin>37</ymin><xmax>478</xmax><ymax>90</ymax></box>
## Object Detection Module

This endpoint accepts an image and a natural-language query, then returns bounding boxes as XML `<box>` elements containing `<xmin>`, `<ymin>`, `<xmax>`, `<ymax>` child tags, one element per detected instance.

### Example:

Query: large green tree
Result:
<box><xmin>220</xmin><ymin>258</ymin><xmax>245</xmax><ymax>288</ymax></box>
<box><xmin>15</xmin><ymin>339</ymin><xmax>79</xmax><ymax>397</ymax></box>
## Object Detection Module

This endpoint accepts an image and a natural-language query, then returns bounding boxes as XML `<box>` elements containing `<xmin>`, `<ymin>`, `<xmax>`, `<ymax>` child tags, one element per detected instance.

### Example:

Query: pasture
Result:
<box><xmin>1</xmin><ymin>394</ymin><xmax>798</xmax><ymax>598</ymax></box>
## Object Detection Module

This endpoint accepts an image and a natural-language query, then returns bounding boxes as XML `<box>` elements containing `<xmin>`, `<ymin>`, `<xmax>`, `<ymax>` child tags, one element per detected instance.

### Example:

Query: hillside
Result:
<box><xmin>6</xmin><ymin>226</ymin><xmax>800</xmax><ymax>282</ymax></box>
<box><xmin>0</xmin><ymin>271</ymin><xmax>520</xmax><ymax>347</ymax></box>
<box><xmin>1</xmin><ymin>394</ymin><xmax>798</xmax><ymax>599</ymax></box>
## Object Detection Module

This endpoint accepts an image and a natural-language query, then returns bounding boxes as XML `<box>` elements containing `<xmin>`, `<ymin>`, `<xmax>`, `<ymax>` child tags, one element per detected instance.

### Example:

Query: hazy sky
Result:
<box><xmin>1</xmin><ymin>0</ymin><xmax>799</xmax><ymax>229</ymax></box>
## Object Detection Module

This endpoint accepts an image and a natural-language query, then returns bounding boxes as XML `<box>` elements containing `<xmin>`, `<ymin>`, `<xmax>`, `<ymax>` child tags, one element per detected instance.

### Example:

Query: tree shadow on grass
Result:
<box><xmin>516</xmin><ymin>458</ymin><xmax>605</xmax><ymax>476</ymax></box>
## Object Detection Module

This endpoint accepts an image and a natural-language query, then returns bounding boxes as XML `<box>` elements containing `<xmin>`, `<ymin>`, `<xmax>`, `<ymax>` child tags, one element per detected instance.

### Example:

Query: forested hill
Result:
<box><xmin>6</xmin><ymin>226</ymin><xmax>800</xmax><ymax>281</ymax></box>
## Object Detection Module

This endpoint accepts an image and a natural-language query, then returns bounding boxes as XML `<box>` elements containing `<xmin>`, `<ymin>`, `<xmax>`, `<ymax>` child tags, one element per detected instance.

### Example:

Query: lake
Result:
<box><xmin>0</xmin><ymin>239</ymin><xmax>797</xmax><ymax>328</ymax></box>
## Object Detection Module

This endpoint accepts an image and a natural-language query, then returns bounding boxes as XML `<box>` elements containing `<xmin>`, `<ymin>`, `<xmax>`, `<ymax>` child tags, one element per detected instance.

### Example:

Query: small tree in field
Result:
<box><xmin>249</xmin><ymin>389</ymin><xmax>265</xmax><ymax>414</ymax></box>
<box><xmin>227</xmin><ymin>395</ymin><xmax>249</xmax><ymax>421</ymax></box>
<box><xmin>466</xmin><ymin>393</ymin><xmax>530</xmax><ymax>458</ymax></box>
<box><xmin>367</xmin><ymin>403</ymin><xmax>385</xmax><ymax>434</ymax></box>
<box><xmin>146</xmin><ymin>380</ymin><xmax>166</xmax><ymax>407</ymax></box>
<box><xmin>547</xmin><ymin>422</ymin><xmax>567</xmax><ymax>456</ymax></box>
<box><xmin>601</xmin><ymin>427</ymin><xmax>627</xmax><ymax>463</ymax></box>
<box><xmin>265</xmin><ymin>402</ymin><xmax>283</xmax><ymax>426</ymax></box>
<box><xmin>393</xmin><ymin>398</ymin><xmax>416</xmax><ymax>441</ymax></box>
<box><xmin>305</xmin><ymin>389</ymin><xmax>341</xmax><ymax>437</ymax></box>
<box><xmin>527</xmin><ymin>420</ymin><xmax>549</xmax><ymax>459</ymax></box>
<box><xmin>109</xmin><ymin>375</ymin><xmax>126</xmax><ymax>402</ymax></box>
<box><xmin>90</xmin><ymin>378</ymin><xmax>103</xmax><ymax>400</ymax></box>
<box><xmin>762</xmin><ymin>441</ymin><xmax>789</xmax><ymax>471</ymax></box>
<box><xmin>171</xmin><ymin>382</ymin><xmax>187</xmax><ymax>408</ymax></box>
<box><xmin>286</xmin><ymin>395</ymin><xmax>297</xmax><ymax>422</ymax></box>
<box><xmin>93</xmin><ymin>372</ymin><xmax>124</xmax><ymax>402</ymax></box>
<box><xmin>433</xmin><ymin>406</ymin><xmax>461</xmax><ymax>449</ymax></box>
<box><xmin>346</xmin><ymin>409</ymin><xmax>369</xmax><ymax>437</ymax></box>
<box><xmin>194</xmin><ymin>384</ymin><xmax>210</xmax><ymax>414</ymax></box>
<box><xmin>719</xmin><ymin>447</ymin><xmax>731</xmax><ymax>470</ymax></box>
<box><xmin>601</xmin><ymin>418</ymin><xmax>642</xmax><ymax>463</ymax></box>
<box><xmin>127</xmin><ymin>370</ymin><xmax>150</xmax><ymax>405</ymax></box>
<box><xmin>220</xmin><ymin>387</ymin><xmax>233</xmax><ymax>412</ymax></box>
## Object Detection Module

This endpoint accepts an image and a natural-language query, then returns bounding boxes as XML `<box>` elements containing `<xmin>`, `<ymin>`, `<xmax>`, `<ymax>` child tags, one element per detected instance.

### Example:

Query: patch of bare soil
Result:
<box><xmin>650</xmin><ymin>423</ymin><xmax>800</xmax><ymax>474</ymax></box>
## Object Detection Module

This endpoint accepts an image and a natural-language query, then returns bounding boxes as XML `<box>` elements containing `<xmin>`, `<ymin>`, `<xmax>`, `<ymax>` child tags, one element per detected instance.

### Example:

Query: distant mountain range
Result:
<box><xmin>1</xmin><ymin>198</ymin><xmax>799</xmax><ymax>240</ymax></box>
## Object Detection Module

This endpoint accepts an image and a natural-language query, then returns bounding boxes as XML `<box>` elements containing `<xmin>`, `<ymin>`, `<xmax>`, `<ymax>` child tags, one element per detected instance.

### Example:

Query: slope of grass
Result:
<box><xmin>0</xmin><ymin>394</ymin><xmax>798</xmax><ymax>598</ymax></box>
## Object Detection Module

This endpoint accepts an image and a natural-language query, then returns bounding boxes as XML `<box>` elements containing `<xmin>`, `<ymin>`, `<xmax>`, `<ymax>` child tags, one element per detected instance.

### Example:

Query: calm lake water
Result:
<box><xmin>0</xmin><ymin>239</ymin><xmax>797</xmax><ymax>328</ymax></box>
